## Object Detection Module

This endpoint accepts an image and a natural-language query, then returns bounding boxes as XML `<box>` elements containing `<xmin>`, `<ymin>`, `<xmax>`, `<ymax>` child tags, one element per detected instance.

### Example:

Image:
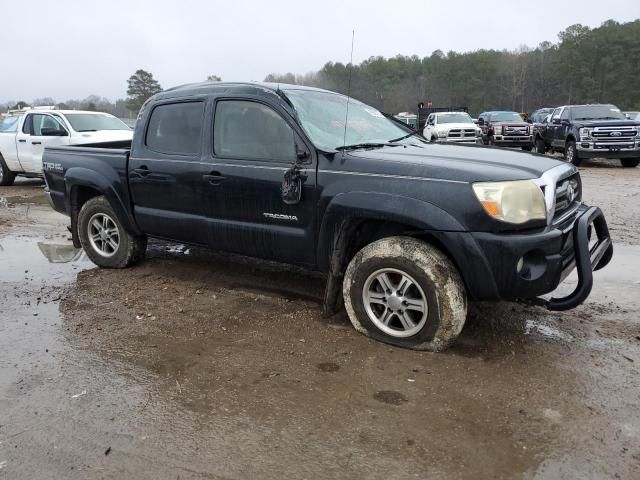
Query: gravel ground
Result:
<box><xmin>0</xmin><ymin>162</ymin><xmax>639</xmax><ymax>479</ymax></box>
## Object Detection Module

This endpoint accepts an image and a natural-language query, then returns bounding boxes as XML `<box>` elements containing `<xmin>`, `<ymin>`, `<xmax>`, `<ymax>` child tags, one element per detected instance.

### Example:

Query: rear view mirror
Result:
<box><xmin>41</xmin><ymin>127</ymin><xmax>68</xmax><ymax>136</ymax></box>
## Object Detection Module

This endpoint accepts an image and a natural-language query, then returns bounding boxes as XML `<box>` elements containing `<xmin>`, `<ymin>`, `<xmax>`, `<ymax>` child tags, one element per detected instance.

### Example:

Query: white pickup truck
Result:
<box><xmin>0</xmin><ymin>108</ymin><xmax>133</xmax><ymax>186</ymax></box>
<box><xmin>422</xmin><ymin>111</ymin><xmax>482</xmax><ymax>144</ymax></box>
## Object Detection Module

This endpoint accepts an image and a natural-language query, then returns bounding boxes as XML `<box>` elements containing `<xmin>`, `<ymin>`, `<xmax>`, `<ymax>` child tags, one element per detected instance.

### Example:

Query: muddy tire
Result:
<box><xmin>521</xmin><ymin>145</ymin><xmax>533</xmax><ymax>152</ymax></box>
<box><xmin>78</xmin><ymin>196</ymin><xmax>147</xmax><ymax>268</ymax></box>
<box><xmin>535</xmin><ymin>137</ymin><xmax>547</xmax><ymax>154</ymax></box>
<box><xmin>0</xmin><ymin>154</ymin><xmax>16</xmax><ymax>186</ymax></box>
<box><xmin>564</xmin><ymin>140</ymin><xmax>582</xmax><ymax>166</ymax></box>
<box><xmin>343</xmin><ymin>236</ymin><xmax>467</xmax><ymax>351</ymax></box>
<box><xmin>620</xmin><ymin>158</ymin><xmax>639</xmax><ymax>168</ymax></box>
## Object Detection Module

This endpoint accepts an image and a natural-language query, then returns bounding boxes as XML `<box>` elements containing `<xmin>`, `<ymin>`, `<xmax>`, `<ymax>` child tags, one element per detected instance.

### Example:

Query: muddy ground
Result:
<box><xmin>0</xmin><ymin>160</ymin><xmax>639</xmax><ymax>479</ymax></box>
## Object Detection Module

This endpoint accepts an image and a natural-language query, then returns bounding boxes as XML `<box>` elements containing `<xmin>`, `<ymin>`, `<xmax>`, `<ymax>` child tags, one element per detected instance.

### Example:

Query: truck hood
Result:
<box><xmin>571</xmin><ymin>119</ymin><xmax>640</xmax><ymax>128</ymax></box>
<box><xmin>436</xmin><ymin>122</ymin><xmax>479</xmax><ymax>130</ymax></box>
<box><xmin>347</xmin><ymin>143</ymin><xmax>564</xmax><ymax>183</ymax></box>
<box><xmin>69</xmin><ymin>130</ymin><xmax>134</xmax><ymax>145</ymax></box>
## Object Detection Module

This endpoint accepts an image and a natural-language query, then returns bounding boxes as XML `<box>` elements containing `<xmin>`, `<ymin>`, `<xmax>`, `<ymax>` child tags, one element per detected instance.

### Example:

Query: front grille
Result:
<box><xmin>447</xmin><ymin>128</ymin><xmax>477</xmax><ymax>138</ymax></box>
<box><xmin>590</xmin><ymin>126</ymin><xmax>637</xmax><ymax>147</ymax></box>
<box><xmin>504</xmin><ymin>125</ymin><xmax>529</xmax><ymax>136</ymax></box>
<box><xmin>553</xmin><ymin>173</ymin><xmax>582</xmax><ymax>221</ymax></box>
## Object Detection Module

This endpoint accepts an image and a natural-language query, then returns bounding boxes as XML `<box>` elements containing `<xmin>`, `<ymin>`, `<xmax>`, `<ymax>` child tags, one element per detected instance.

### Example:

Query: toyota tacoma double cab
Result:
<box><xmin>42</xmin><ymin>82</ymin><xmax>613</xmax><ymax>351</ymax></box>
<box><xmin>478</xmin><ymin>111</ymin><xmax>533</xmax><ymax>151</ymax></box>
<box><xmin>533</xmin><ymin>104</ymin><xmax>640</xmax><ymax>167</ymax></box>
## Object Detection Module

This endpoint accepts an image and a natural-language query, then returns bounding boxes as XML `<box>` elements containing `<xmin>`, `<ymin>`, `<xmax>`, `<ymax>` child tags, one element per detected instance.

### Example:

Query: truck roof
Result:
<box><xmin>158</xmin><ymin>81</ymin><xmax>339</xmax><ymax>100</ymax></box>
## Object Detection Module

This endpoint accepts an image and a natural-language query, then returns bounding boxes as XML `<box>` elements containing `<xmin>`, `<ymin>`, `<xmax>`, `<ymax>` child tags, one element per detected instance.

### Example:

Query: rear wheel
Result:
<box><xmin>621</xmin><ymin>158</ymin><xmax>639</xmax><ymax>168</ymax></box>
<box><xmin>78</xmin><ymin>196</ymin><xmax>147</xmax><ymax>268</ymax></box>
<box><xmin>0</xmin><ymin>154</ymin><xmax>16</xmax><ymax>186</ymax></box>
<box><xmin>564</xmin><ymin>140</ymin><xmax>582</xmax><ymax>166</ymax></box>
<box><xmin>343</xmin><ymin>236</ymin><xmax>467</xmax><ymax>351</ymax></box>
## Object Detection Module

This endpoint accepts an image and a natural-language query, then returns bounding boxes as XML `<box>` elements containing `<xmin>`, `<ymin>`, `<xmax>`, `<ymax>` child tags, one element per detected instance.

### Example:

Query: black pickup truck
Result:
<box><xmin>533</xmin><ymin>104</ymin><xmax>640</xmax><ymax>167</ymax></box>
<box><xmin>42</xmin><ymin>82</ymin><xmax>613</xmax><ymax>351</ymax></box>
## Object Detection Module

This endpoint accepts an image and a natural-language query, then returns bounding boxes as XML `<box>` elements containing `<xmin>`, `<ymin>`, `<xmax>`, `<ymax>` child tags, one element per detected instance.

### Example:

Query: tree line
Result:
<box><xmin>265</xmin><ymin>19</ymin><xmax>640</xmax><ymax>115</ymax></box>
<box><xmin>3</xmin><ymin>20</ymin><xmax>638</xmax><ymax>117</ymax></box>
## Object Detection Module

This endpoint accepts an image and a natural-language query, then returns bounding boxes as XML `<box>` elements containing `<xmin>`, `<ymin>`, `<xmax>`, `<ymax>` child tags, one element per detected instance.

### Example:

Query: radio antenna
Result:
<box><xmin>342</xmin><ymin>30</ymin><xmax>355</xmax><ymax>153</ymax></box>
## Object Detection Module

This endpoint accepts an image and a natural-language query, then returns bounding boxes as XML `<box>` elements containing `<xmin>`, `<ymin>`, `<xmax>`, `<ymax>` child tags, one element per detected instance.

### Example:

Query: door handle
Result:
<box><xmin>203</xmin><ymin>172</ymin><xmax>227</xmax><ymax>185</ymax></box>
<box><xmin>32</xmin><ymin>141</ymin><xmax>42</xmax><ymax>145</ymax></box>
<box><xmin>131</xmin><ymin>166</ymin><xmax>151</xmax><ymax>177</ymax></box>
<box><xmin>18</xmin><ymin>139</ymin><xmax>26</xmax><ymax>143</ymax></box>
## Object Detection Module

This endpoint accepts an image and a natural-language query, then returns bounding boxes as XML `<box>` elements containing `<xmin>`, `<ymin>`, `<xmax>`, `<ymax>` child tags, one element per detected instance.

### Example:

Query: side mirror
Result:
<box><xmin>552</xmin><ymin>118</ymin><xmax>561</xmax><ymax>125</ymax></box>
<box><xmin>281</xmin><ymin>163</ymin><xmax>305</xmax><ymax>205</ymax></box>
<box><xmin>41</xmin><ymin>127</ymin><xmax>68</xmax><ymax>136</ymax></box>
<box><xmin>296</xmin><ymin>146</ymin><xmax>309</xmax><ymax>161</ymax></box>
<box><xmin>478</xmin><ymin>118</ymin><xmax>484</xmax><ymax>126</ymax></box>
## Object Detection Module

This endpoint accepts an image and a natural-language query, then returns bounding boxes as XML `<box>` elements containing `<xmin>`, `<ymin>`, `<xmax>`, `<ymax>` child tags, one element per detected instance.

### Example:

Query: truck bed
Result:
<box><xmin>43</xmin><ymin>143</ymin><xmax>132</xmax><ymax>218</ymax></box>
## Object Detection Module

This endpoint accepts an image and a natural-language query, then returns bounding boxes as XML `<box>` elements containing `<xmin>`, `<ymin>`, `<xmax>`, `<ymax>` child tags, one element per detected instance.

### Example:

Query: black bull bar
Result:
<box><xmin>526</xmin><ymin>206</ymin><xmax>613</xmax><ymax>311</ymax></box>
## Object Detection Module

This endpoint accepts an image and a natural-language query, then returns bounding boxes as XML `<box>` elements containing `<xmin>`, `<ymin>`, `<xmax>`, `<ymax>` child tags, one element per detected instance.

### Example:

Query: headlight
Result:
<box><xmin>580</xmin><ymin>127</ymin><xmax>592</xmax><ymax>139</ymax></box>
<box><xmin>493</xmin><ymin>125</ymin><xmax>502</xmax><ymax>134</ymax></box>
<box><xmin>437</xmin><ymin>129</ymin><xmax>447</xmax><ymax>138</ymax></box>
<box><xmin>472</xmin><ymin>180</ymin><xmax>546</xmax><ymax>224</ymax></box>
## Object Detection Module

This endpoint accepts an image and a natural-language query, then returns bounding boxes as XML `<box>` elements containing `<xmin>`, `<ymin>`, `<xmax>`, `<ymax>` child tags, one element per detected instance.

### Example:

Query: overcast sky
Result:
<box><xmin>1</xmin><ymin>0</ymin><xmax>639</xmax><ymax>103</ymax></box>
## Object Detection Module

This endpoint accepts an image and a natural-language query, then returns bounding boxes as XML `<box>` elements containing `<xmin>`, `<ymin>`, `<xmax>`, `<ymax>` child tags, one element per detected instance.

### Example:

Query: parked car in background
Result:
<box><xmin>533</xmin><ymin>104</ymin><xmax>640</xmax><ymax>167</ymax></box>
<box><xmin>422</xmin><ymin>111</ymin><xmax>482</xmax><ymax>144</ymax></box>
<box><xmin>0</xmin><ymin>108</ymin><xmax>133</xmax><ymax>186</ymax></box>
<box><xmin>42</xmin><ymin>82</ymin><xmax>613</xmax><ymax>352</ymax></box>
<box><xmin>477</xmin><ymin>111</ymin><xmax>533</xmax><ymax>150</ymax></box>
<box><xmin>529</xmin><ymin>107</ymin><xmax>555</xmax><ymax>124</ymax></box>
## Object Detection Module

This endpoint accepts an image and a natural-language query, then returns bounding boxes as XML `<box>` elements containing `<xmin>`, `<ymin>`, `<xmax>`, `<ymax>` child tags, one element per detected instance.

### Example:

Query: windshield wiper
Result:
<box><xmin>389</xmin><ymin>132</ymin><xmax>419</xmax><ymax>143</ymax></box>
<box><xmin>78</xmin><ymin>129</ymin><xmax>98</xmax><ymax>132</ymax></box>
<box><xmin>335</xmin><ymin>142</ymin><xmax>399</xmax><ymax>151</ymax></box>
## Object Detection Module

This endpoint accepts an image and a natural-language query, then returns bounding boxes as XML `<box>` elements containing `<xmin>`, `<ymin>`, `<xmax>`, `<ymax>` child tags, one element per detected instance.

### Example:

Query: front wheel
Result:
<box><xmin>0</xmin><ymin>154</ymin><xmax>16</xmax><ymax>186</ymax></box>
<box><xmin>535</xmin><ymin>137</ymin><xmax>547</xmax><ymax>154</ymax></box>
<box><xmin>343</xmin><ymin>236</ymin><xmax>468</xmax><ymax>351</ymax></box>
<box><xmin>521</xmin><ymin>145</ymin><xmax>533</xmax><ymax>152</ymax></box>
<box><xmin>621</xmin><ymin>158</ymin><xmax>639</xmax><ymax>168</ymax></box>
<box><xmin>78</xmin><ymin>196</ymin><xmax>147</xmax><ymax>268</ymax></box>
<box><xmin>564</xmin><ymin>140</ymin><xmax>582</xmax><ymax>166</ymax></box>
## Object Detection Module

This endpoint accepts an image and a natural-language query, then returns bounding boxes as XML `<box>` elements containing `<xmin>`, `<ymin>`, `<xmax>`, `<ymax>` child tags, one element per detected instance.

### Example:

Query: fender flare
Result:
<box><xmin>64</xmin><ymin>167</ymin><xmax>141</xmax><ymax>238</ymax></box>
<box><xmin>318</xmin><ymin>192</ymin><xmax>466</xmax><ymax>316</ymax></box>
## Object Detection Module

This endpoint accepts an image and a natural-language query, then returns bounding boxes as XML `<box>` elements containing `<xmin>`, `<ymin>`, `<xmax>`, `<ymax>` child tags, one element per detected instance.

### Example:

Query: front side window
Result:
<box><xmin>146</xmin><ymin>102</ymin><xmax>204</xmax><ymax>155</ymax></box>
<box><xmin>283</xmin><ymin>89</ymin><xmax>409</xmax><ymax>151</ymax></box>
<box><xmin>560</xmin><ymin>108</ymin><xmax>570</xmax><ymax>120</ymax></box>
<box><xmin>64</xmin><ymin>113</ymin><xmax>130</xmax><ymax>132</ymax></box>
<box><xmin>32</xmin><ymin>114</ymin><xmax>66</xmax><ymax>136</ymax></box>
<box><xmin>213</xmin><ymin>100</ymin><xmax>296</xmax><ymax>162</ymax></box>
<box><xmin>0</xmin><ymin>115</ymin><xmax>21</xmax><ymax>132</ymax></box>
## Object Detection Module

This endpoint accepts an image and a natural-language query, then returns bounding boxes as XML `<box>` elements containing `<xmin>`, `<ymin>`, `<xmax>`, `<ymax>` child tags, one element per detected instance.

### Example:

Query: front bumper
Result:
<box><xmin>493</xmin><ymin>135</ymin><xmax>533</xmax><ymax>147</ymax></box>
<box><xmin>577</xmin><ymin>140</ymin><xmax>640</xmax><ymax>158</ymax></box>
<box><xmin>441</xmin><ymin>205</ymin><xmax>612</xmax><ymax>310</ymax></box>
<box><xmin>439</xmin><ymin>137</ymin><xmax>483</xmax><ymax>144</ymax></box>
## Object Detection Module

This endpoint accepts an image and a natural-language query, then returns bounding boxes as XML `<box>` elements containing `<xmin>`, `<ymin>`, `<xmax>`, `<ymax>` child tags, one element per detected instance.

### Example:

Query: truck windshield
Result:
<box><xmin>64</xmin><ymin>113</ymin><xmax>130</xmax><ymax>132</ymax></box>
<box><xmin>283</xmin><ymin>89</ymin><xmax>408</xmax><ymax>151</ymax></box>
<box><xmin>490</xmin><ymin>112</ymin><xmax>523</xmax><ymax>122</ymax></box>
<box><xmin>571</xmin><ymin>105</ymin><xmax>625</xmax><ymax>121</ymax></box>
<box><xmin>437</xmin><ymin>113</ymin><xmax>473</xmax><ymax>124</ymax></box>
<box><xmin>0</xmin><ymin>115</ymin><xmax>21</xmax><ymax>132</ymax></box>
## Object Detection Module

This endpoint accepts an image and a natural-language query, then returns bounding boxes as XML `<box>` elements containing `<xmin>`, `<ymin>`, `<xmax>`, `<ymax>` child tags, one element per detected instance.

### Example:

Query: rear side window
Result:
<box><xmin>0</xmin><ymin>115</ymin><xmax>21</xmax><ymax>132</ymax></box>
<box><xmin>146</xmin><ymin>102</ymin><xmax>204</xmax><ymax>155</ymax></box>
<box><xmin>213</xmin><ymin>100</ymin><xmax>295</xmax><ymax>162</ymax></box>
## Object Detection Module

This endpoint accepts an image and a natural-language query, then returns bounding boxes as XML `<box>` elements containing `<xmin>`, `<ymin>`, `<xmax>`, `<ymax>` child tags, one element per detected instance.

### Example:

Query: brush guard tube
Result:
<box><xmin>525</xmin><ymin>206</ymin><xmax>613</xmax><ymax>311</ymax></box>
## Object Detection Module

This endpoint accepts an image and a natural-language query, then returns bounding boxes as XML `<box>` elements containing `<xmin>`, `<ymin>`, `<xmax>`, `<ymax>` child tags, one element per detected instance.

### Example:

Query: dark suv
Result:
<box><xmin>478</xmin><ymin>111</ymin><xmax>533</xmax><ymax>150</ymax></box>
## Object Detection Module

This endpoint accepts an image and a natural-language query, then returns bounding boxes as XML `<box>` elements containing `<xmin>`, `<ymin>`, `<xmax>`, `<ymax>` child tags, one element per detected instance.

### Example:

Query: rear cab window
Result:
<box><xmin>145</xmin><ymin>101</ymin><xmax>205</xmax><ymax>155</ymax></box>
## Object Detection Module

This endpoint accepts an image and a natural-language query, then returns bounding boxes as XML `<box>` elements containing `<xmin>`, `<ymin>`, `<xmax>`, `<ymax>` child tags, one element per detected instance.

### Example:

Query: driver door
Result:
<box><xmin>17</xmin><ymin>114</ymin><xmax>69</xmax><ymax>173</ymax></box>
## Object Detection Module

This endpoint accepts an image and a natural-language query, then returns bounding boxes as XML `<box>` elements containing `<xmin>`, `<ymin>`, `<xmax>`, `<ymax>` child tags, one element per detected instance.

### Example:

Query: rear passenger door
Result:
<box><xmin>205</xmin><ymin>98</ymin><xmax>317</xmax><ymax>266</ymax></box>
<box><xmin>128</xmin><ymin>100</ymin><xmax>210</xmax><ymax>244</ymax></box>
